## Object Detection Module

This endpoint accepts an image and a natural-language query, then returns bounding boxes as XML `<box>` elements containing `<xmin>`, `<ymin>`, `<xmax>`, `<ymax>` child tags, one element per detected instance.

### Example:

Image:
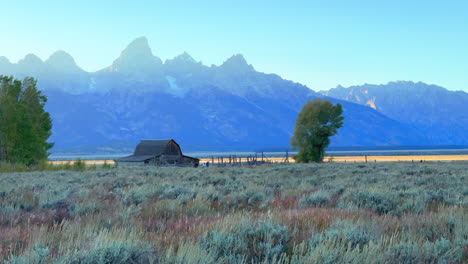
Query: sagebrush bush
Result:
<box><xmin>8</xmin><ymin>244</ymin><xmax>50</xmax><ymax>264</ymax></box>
<box><xmin>72</xmin><ymin>201</ymin><xmax>102</xmax><ymax>216</ymax></box>
<box><xmin>310</xmin><ymin>219</ymin><xmax>378</xmax><ymax>249</ymax></box>
<box><xmin>235</xmin><ymin>189</ymin><xmax>267</xmax><ymax>209</ymax></box>
<box><xmin>200</xmin><ymin>220</ymin><xmax>291</xmax><ymax>263</ymax></box>
<box><xmin>123</xmin><ymin>187</ymin><xmax>154</xmax><ymax>205</ymax></box>
<box><xmin>159</xmin><ymin>184</ymin><xmax>195</xmax><ymax>201</ymax></box>
<box><xmin>56</xmin><ymin>242</ymin><xmax>155</xmax><ymax>264</ymax></box>
<box><xmin>185</xmin><ymin>197</ymin><xmax>211</xmax><ymax>216</ymax></box>
<box><xmin>385</xmin><ymin>238</ymin><xmax>463</xmax><ymax>264</ymax></box>
<box><xmin>163</xmin><ymin>243</ymin><xmax>217</xmax><ymax>264</ymax></box>
<box><xmin>152</xmin><ymin>199</ymin><xmax>181</xmax><ymax>219</ymax></box>
<box><xmin>346</xmin><ymin>191</ymin><xmax>397</xmax><ymax>215</ymax></box>
<box><xmin>299</xmin><ymin>190</ymin><xmax>331</xmax><ymax>208</ymax></box>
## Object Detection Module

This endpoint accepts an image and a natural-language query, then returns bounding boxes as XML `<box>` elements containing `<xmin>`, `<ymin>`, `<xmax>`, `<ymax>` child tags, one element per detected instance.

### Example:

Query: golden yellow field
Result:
<box><xmin>49</xmin><ymin>154</ymin><xmax>468</xmax><ymax>166</ymax></box>
<box><xmin>200</xmin><ymin>155</ymin><xmax>468</xmax><ymax>163</ymax></box>
<box><xmin>50</xmin><ymin>160</ymin><xmax>114</xmax><ymax>165</ymax></box>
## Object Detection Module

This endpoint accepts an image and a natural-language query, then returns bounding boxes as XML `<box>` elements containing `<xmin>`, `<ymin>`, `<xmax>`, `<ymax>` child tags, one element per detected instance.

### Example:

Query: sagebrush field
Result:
<box><xmin>0</xmin><ymin>162</ymin><xmax>467</xmax><ymax>263</ymax></box>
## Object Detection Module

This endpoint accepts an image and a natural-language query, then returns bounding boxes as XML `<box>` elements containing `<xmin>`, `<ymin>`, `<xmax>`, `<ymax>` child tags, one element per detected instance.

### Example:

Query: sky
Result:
<box><xmin>1</xmin><ymin>0</ymin><xmax>467</xmax><ymax>92</ymax></box>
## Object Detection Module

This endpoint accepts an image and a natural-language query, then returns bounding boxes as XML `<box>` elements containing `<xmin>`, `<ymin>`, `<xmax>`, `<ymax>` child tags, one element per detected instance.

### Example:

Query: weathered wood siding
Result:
<box><xmin>164</xmin><ymin>141</ymin><xmax>182</xmax><ymax>156</ymax></box>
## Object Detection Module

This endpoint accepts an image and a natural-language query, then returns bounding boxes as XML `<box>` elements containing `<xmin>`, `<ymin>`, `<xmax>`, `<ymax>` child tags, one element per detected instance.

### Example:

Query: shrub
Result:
<box><xmin>421</xmin><ymin>237</ymin><xmax>464</xmax><ymax>263</ymax></box>
<box><xmin>102</xmin><ymin>161</ymin><xmax>112</xmax><ymax>169</ymax></box>
<box><xmin>56</xmin><ymin>241</ymin><xmax>155</xmax><ymax>264</ymax></box>
<box><xmin>246</xmin><ymin>191</ymin><xmax>266</xmax><ymax>207</ymax></box>
<box><xmin>72</xmin><ymin>201</ymin><xmax>102</xmax><ymax>216</ymax></box>
<box><xmin>216</xmin><ymin>181</ymin><xmax>246</xmax><ymax>195</ymax></box>
<box><xmin>383</xmin><ymin>239</ymin><xmax>463</xmax><ymax>264</ymax></box>
<box><xmin>163</xmin><ymin>243</ymin><xmax>217</xmax><ymax>264</ymax></box>
<box><xmin>0</xmin><ymin>162</ymin><xmax>28</xmax><ymax>173</ymax></box>
<box><xmin>425</xmin><ymin>189</ymin><xmax>460</xmax><ymax>206</ymax></box>
<box><xmin>387</xmin><ymin>242</ymin><xmax>418</xmax><ymax>263</ymax></box>
<box><xmin>234</xmin><ymin>189</ymin><xmax>267</xmax><ymax>209</ymax></box>
<box><xmin>153</xmin><ymin>199</ymin><xmax>181</xmax><ymax>219</ymax></box>
<box><xmin>398</xmin><ymin>197</ymin><xmax>426</xmax><ymax>215</ymax></box>
<box><xmin>299</xmin><ymin>190</ymin><xmax>331</xmax><ymax>208</ymax></box>
<box><xmin>123</xmin><ymin>187</ymin><xmax>153</xmax><ymax>206</ymax></box>
<box><xmin>8</xmin><ymin>244</ymin><xmax>50</xmax><ymax>264</ymax></box>
<box><xmin>185</xmin><ymin>197</ymin><xmax>211</xmax><ymax>216</ymax></box>
<box><xmin>72</xmin><ymin>159</ymin><xmax>87</xmax><ymax>171</ymax></box>
<box><xmin>310</xmin><ymin>220</ymin><xmax>377</xmax><ymax>249</ymax></box>
<box><xmin>348</xmin><ymin>191</ymin><xmax>396</xmax><ymax>215</ymax></box>
<box><xmin>12</xmin><ymin>189</ymin><xmax>39</xmax><ymax>211</ymax></box>
<box><xmin>199</xmin><ymin>220</ymin><xmax>291</xmax><ymax>263</ymax></box>
<box><xmin>206</xmin><ymin>175</ymin><xmax>230</xmax><ymax>186</ymax></box>
<box><xmin>158</xmin><ymin>184</ymin><xmax>195</xmax><ymax>201</ymax></box>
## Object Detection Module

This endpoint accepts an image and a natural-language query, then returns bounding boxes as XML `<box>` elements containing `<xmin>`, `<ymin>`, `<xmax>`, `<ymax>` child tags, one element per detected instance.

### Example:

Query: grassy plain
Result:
<box><xmin>0</xmin><ymin>162</ymin><xmax>467</xmax><ymax>263</ymax></box>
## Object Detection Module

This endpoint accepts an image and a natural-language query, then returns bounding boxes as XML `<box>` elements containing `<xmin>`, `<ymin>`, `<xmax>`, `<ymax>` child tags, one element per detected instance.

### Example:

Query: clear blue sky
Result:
<box><xmin>1</xmin><ymin>0</ymin><xmax>467</xmax><ymax>91</ymax></box>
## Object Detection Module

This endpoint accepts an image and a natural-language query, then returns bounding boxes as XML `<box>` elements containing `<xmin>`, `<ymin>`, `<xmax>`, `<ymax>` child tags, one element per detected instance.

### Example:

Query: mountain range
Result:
<box><xmin>322</xmin><ymin>82</ymin><xmax>468</xmax><ymax>145</ymax></box>
<box><xmin>1</xmin><ymin>37</ymin><xmax>466</xmax><ymax>154</ymax></box>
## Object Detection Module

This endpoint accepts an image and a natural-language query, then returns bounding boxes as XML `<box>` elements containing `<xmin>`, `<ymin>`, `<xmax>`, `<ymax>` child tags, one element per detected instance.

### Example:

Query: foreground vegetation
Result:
<box><xmin>0</xmin><ymin>162</ymin><xmax>466</xmax><ymax>263</ymax></box>
<box><xmin>0</xmin><ymin>159</ymin><xmax>114</xmax><ymax>173</ymax></box>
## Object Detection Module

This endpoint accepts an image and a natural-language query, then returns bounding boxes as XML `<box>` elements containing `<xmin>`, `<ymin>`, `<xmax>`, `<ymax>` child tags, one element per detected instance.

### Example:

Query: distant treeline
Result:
<box><xmin>0</xmin><ymin>76</ymin><xmax>53</xmax><ymax>165</ymax></box>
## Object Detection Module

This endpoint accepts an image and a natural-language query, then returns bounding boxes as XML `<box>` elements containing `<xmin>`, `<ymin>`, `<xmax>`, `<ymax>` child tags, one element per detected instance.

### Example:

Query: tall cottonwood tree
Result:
<box><xmin>0</xmin><ymin>76</ymin><xmax>53</xmax><ymax>165</ymax></box>
<box><xmin>291</xmin><ymin>98</ymin><xmax>344</xmax><ymax>162</ymax></box>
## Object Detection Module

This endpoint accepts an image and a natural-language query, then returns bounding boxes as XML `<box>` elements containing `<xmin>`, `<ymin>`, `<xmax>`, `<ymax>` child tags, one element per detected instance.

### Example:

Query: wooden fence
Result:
<box><xmin>200</xmin><ymin>152</ymin><xmax>291</xmax><ymax>167</ymax></box>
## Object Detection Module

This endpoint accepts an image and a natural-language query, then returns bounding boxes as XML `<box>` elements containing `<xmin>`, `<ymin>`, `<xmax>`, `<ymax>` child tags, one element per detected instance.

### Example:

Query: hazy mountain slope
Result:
<box><xmin>1</xmin><ymin>51</ymin><xmax>91</xmax><ymax>94</ymax></box>
<box><xmin>0</xmin><ymin>37</ymin><xmax>454</xmax><ymax>153</ymax></box>
<box><xmin>44</xmin><ymin>87</ymin><xmax>426</xmax><ymax>153</ymax></box>
<box><xmin>322</xmin><ymin>82</ymin><xmax>468</xmax><ymax>144</ymax></box>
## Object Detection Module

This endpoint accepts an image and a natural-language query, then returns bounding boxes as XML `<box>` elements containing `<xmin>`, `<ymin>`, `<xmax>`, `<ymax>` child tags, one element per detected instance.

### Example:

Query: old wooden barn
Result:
<box><xmin>116</xmin><ymin>139</ymin><xmax>199</xmax><ymax>167</ymax></box>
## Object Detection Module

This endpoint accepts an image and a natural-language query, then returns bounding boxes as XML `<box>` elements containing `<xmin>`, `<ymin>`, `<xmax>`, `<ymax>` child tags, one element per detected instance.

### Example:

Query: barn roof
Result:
<box><xmin>116</xmin><ymin>139</ymin><xmax>179</xmax><ymax>162</ymax></box>
<box><xmin>182</xmin><ymin>155</ymin><xmax>200</xmax><ymax>162</ymax></box>
<box><xmin>116</xmin><ymin>155</ymin><xmax>155</xmax><ymax>162</ymax></box>
<box><xmin>134</xmin><ymin>139</ymin><xmax>175</xmax><ymax>156</ymax></box>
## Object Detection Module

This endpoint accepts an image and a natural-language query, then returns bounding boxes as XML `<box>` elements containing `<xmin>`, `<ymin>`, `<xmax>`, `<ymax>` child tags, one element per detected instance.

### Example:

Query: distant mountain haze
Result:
<box><xmin>109</xmin><ymin>37</ymin><xmax>163</xmax><ymax>74</ymax></box>
<box><xmin>0</xmin><ymin>37</ymin><xmax>466</xmax><ymax>153</ymax></box>
<box><xmin>322</xmin><ymin>82</ymin><xmax>468</xmax><ymax>144</ymax></box>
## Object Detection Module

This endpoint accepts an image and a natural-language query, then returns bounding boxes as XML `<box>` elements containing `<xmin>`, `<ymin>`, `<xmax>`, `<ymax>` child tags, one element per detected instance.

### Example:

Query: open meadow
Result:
<box><xmin>0</xmin><ymin>162</ymin><xmax>467</xmax><ymax>263</ymax></box>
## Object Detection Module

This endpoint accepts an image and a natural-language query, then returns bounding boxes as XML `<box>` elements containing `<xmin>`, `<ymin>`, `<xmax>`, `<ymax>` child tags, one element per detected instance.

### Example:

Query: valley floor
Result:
<box><xmin>0</xmin><ymin>162</ymin><xmax>467</xmax><ymax>263</ymax></box>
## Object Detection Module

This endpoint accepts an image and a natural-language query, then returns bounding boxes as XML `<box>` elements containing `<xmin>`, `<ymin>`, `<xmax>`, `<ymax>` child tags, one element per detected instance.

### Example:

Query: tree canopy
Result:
<box><xmin>0</xmin><ymin>76</ymin><xmax>53</xmax><ymax>165</ymax></box>
<box><xmin>291</xmin><ymin>98</ymin><xmax>344</xmax><ymax>162</ymax></box>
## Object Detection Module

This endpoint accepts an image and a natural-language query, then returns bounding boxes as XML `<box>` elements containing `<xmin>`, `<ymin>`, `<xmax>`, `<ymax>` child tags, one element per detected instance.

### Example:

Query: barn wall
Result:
<box><xmin>158</xmin><ymin>155</ymin><xmax>182</xmax><ymax>164</ymax></box>
<box><xmin>118</xmin><ymin>161</ymin><xmax>146</xmax><ymax>166</ymax></box>
<box><xmin>182</xmin><ymin>156</ymin><xmax>199</xmax><ymax>165</ymax></box>
<box><xmin>164</xmin><ymin>141</ymin><xmax>182</xmax><ymax>156</ymax></box>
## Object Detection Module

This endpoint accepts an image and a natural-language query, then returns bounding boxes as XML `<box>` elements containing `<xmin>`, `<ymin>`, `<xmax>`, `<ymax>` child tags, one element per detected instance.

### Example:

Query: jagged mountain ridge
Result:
<box><xmin>0</xmin><ymin>37</ymin><xmax>459</xmax><ymax>153</ymax></box>
<box><xmin>322</xmin><ymin>82</ymin><xmax>468</xmax><ymax>144</ymax></box>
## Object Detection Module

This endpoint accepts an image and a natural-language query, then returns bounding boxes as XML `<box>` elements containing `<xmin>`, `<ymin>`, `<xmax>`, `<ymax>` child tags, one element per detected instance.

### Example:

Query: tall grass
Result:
<box><xmin>0</xmin><ymin>162</ymin><xmax>466</xmax><ymax>263</ymax></box>
<box><xmin>0</xmin><ymin>159</ymin><xmax>115</xmax><ymax>173</ymax></box>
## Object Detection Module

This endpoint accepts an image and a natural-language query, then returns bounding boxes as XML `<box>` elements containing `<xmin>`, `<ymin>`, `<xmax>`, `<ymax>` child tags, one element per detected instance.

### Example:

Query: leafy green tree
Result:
<box><xmin>291</xmin><ymin>98</ymin><xmax>344</xmax><ymax>162</ymax></box>
<box><xmin>0</xmin><ymin>76</ymin><xmax>53</xmax><ymax>165</ymax></box>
